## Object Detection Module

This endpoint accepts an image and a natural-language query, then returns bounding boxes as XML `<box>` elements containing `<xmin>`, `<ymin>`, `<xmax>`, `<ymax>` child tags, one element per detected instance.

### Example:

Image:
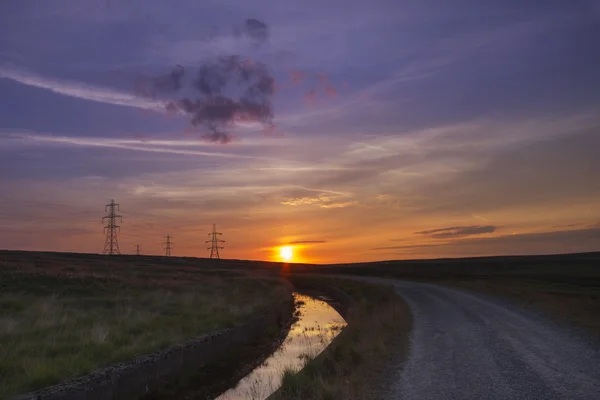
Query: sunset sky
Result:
<box><xmin>1</xmin><ymin>0</ymin><xmax>599</xmax><ymax>263</ymax></box>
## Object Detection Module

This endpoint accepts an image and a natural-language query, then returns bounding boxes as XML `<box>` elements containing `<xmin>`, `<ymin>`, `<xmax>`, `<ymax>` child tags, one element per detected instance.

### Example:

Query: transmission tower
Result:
<box><xmin>206</xmin><ymin>224</ymin><xmax>225</xmax><ymax>259</ymax></box>
<box><xmin>135</xmin><ymin>244</ymin><xmax>141</xmax><ymax>255</ymax></box>
<box><xmin>102</xmin><ymin>199</ymin><xmax>122</xmax><ymax>255</ymax></box>
<box><xmin>163</xmin><ymin>235</ymin><xmax>173</xmax><ymax>256</ymax></box>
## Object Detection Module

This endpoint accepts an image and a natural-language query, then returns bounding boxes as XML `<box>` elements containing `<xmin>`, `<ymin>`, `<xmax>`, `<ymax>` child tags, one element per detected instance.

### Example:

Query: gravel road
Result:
<box><xmin>380</xmin><ymin>280</ymin><xmax>600</xmax><ymax>400</ymax></box>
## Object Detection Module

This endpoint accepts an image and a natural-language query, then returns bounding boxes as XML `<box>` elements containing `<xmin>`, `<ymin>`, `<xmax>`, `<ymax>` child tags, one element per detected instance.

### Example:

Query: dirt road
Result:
<box><xmin>381</xmin><ymin>280</ymin><xmax>600</xmax><ymax>400</ymax></box>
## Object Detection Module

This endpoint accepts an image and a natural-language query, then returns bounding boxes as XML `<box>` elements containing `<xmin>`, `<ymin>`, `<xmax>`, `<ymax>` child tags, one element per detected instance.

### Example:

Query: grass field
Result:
<box><xmin>271</xmin><ymin>277</ymin><xmax>412</xmax><ymax>400</ymax></box>
<box><xmin>0</xmin><ymin>251</ymin><xmax>289</xmax><ymax>398</ymax></box>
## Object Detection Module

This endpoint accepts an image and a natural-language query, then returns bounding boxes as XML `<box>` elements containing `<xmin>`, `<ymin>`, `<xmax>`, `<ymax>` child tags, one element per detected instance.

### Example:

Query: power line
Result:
<box><xmin>102</xmin><ymin>199</ymin><xmax>122</xmax><ymax>255</ymax></box>
<box><xmin>163</xmin><ymin>234</ymin><xmax>173</xmax><ymax>256</ymax></box>
<box><xmin>206</xmin><ymin>223</ymin><xmax>224</xmax><ymax>259</ymax></box>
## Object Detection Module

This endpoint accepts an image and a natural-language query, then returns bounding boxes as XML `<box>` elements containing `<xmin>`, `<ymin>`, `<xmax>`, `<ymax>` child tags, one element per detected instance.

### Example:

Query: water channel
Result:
<box><xmin>215</xmin><ymin>292</ymin><xmax>347</xmax><ymax>400</ymax></box>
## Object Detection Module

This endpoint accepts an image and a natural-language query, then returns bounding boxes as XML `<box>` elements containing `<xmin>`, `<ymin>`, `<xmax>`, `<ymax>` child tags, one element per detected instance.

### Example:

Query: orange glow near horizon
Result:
<box><xmin>279</xmin><ymin>245</ymin><xmax>293</xmax><ymax>262</ymax></box>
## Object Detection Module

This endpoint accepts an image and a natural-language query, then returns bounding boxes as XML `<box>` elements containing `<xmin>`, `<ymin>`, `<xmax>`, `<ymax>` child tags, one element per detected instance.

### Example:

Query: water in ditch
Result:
<box><xmin>215</xmin><ymin>293</ymin><xmax>347</xmax><ymax>400</ymax></box>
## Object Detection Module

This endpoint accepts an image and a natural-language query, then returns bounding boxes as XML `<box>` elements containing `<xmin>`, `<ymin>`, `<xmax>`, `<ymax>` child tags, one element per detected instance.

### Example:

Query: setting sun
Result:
<box><xmin>279</xmin><ymin>246</ymin><xmax>293</xmax><ymax>262</ymax></box>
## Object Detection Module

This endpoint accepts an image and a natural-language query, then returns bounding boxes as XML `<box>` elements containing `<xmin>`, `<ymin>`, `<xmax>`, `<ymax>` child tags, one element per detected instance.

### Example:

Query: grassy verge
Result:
<box><xmin>0</xmin><ymin>252</ymin><xmax>289</xmax><ymax>398</ymax></box>
<box><xmin>269</xmin><ymin>278</ymin><xmax>411</xmax><ymax>400</ymax></box>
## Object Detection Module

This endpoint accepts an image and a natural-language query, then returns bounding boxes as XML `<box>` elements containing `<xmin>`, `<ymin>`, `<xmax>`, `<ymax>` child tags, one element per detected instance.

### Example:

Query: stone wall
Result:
<box><xmin>12</xmin><ymin>297</ymin><xmax>293</xmax><ymax>400</ymax></box>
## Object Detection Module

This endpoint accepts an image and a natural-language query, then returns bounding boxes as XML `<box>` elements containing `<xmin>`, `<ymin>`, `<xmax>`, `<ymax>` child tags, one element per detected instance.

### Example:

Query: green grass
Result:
<box><xmin>270</xmin><ymin>278</ymin><xmax>411</xmax><ymax>400</ymax></box>
<box><xmin>0</xmin><ymin>252</ymin><xmax>289</xmax><ymax>398</ymax></box>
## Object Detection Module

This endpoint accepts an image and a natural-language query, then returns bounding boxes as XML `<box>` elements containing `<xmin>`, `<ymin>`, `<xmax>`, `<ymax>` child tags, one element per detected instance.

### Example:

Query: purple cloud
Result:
<box><xmin>415</xmin><ymin>225</ymin><xmax>497</xmax><ymax>239</ymax></box>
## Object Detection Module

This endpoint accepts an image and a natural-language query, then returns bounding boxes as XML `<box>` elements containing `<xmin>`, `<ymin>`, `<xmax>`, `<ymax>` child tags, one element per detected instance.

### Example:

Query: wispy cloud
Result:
<box><xmin>473</xmin><ymin>215</ymin><xmax>491</xmax><ymax>222</ymax></box>
<box><xmin>281</xmin><ymin>196</ymin><xmax>321</xmax><ymax>206</ymax></box>
<box><xmin>281</xmin><ymin>191</ymin><xmax>357</xmax><ymax>209</ymax></box>
<box><xmin>414</xmin><ymin>225</ymin><xmax>497</xmax><ymax>239</ymax></box>
<box><xmin>288</xmin><ymin>240</ymin><xmax>328</xmax><ymax>244</ymax></box>
<box><xmin>371</xmin><ymin>227</ymin><xmax>600</xmax><ymax>254</ymax></box>
<box><xmin>0</xmin><ymin>131</ymin><xmax>284</xmax><ymax>160</ymax></box>
<box><xmin>320</xmin><ymin>201</ymin><xmax>358</xmax><ymax>209</ymax></box>
<box><xmin>0</xmin><ymin>66</ymin><xmax>165</xmax><ymax>110</ymax></box>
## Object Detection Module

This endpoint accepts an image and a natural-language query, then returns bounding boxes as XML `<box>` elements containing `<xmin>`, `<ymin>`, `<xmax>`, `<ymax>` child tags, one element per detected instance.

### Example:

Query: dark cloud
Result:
<box><xmin>288</xmin><ymin>240</ymin><xmax>328</xmax><ymax>244</ymax></box>
<box><xmin>135</xmin><ymin>19</ymin><xmax>274</xmax><ymax>144</ymax></box>
<box><xmin>552</xmin><ymin>223</ymin><xmax>584</xmax><ymax>229</ymax></box>
<box><xmin>168</xmin><ymin>56</ymin><xmax>274</xmax><ymax>144</ymax></box>
<box><xmin>132</xmin><ymin>18</ymin><xmax>343</xmax><ymax>144</ymax></box>
<box><xmin>242</xmin><ymin>19</ymin><xmax>269</xmax><ymax>43</ymax></box>
<box><xmin>145</xmin><ymin>65</ymin><xmax>186</xmax><ymax>96</ymax></box>
<box><xmin>415</xmin><ymin>225</ymin><xmax>497</xmax><ymax>239</ymax></box>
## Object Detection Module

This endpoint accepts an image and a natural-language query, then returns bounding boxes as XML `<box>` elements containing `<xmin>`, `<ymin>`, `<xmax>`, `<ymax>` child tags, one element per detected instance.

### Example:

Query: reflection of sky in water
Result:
<box><xmin>216</xmin><ymin>293</ymin><xmax>346</xmax><ymax>400</ymax></box>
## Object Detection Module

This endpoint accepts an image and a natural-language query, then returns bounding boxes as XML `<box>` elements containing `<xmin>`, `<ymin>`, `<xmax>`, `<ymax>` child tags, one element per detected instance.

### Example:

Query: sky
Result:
<box><xmin>1</xmin><ymin>0</ymin><xmax>599</xmax><ymax>263</ymax></box>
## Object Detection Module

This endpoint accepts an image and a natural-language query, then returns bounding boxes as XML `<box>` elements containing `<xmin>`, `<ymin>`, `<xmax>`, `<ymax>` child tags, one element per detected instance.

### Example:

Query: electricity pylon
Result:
<box><xmin>163</xmin><ymin>235</ymin><xmax>173</xmax><ymax>256</ymax></box>
<box><xmin>135</xmin><ymin>244</ymin><xmax>141</xmax><ymax>255</ymax></box>
<box><xmin>206</xmin><ymin>224</ymin><xmax>224</xmax><ymax>259</ymax></box>
<box><xmin>102</xmin><ymin>199</ymin><xmax>122</xmax><ymax>255</ymax></box>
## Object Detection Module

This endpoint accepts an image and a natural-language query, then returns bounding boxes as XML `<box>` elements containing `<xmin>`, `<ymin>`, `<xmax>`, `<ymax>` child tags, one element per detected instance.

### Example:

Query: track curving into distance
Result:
<box><xmin>374</xmin><ymin>279</ymin><xmax>600</xmax><ymax>400</ymax></box>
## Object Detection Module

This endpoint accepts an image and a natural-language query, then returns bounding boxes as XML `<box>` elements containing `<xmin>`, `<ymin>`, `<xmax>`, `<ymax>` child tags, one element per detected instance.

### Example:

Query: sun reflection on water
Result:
<box><xmin>216</xmin><ymin>293</ymin><xmax>346</xmax><ymax>400</ymax></box>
